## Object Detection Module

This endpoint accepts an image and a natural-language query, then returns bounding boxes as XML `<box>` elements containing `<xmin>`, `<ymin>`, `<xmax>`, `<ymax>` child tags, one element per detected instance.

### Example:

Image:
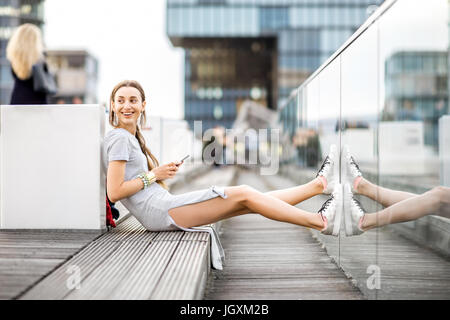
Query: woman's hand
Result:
<box><xmin>151</xmin><ymin>162</ymin><xmax>180</xmax><ymax>180</ymax></box>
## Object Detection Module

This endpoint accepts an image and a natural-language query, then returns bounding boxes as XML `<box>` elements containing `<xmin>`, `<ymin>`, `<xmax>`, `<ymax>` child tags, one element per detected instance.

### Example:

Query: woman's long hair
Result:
<box><xmin>109</xmin><ymin>80</ymin><xmax>168</xmax><ymax>190</ymax></box>
<box><xmin>6</xmin><ymin>23</ymin><xmax>44</xmax><ymax>80</ymax></box>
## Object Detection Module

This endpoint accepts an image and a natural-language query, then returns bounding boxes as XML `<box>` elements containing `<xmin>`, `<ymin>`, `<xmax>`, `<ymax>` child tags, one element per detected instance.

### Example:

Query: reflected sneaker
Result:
<box><xmin>318</xmin><ymin>183</ymin><xmax>343</xmax><ymax>236</ymax></box>
<box><xmin>342</xmin><ymin>145</ymin><xmax>362</xmax><ymax>193</ymax></box>
<box><xmin>343</xmin><ymin>183</ymin><xmax>365</xmax><ymax>236</ymax></box>
<box><xmin>316</xmin><ymin>144</ymin><xmax>338</xmax><ymax>194</ymax></box>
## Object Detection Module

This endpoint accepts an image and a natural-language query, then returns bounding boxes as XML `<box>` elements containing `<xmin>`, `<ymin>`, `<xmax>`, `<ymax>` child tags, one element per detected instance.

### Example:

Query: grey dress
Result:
<box><xmin>102</xmin><ymin>128</ymin><xmax>226</xmax><ymax>270</ymax></box>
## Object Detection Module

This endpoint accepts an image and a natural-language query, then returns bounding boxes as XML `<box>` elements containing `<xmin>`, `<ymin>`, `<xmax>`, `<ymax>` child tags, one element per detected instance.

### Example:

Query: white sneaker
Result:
<box><xmin>318</xmin><ymin>183</ymin><xmax>343</xmax><ymax>236</ymax></box>
<box><xmin>316</xmin><ymin>144</ymin><xmax>338</xmax><ymax>194</ymax></box>
<box><xmin>342</xmin><ymin>145</ymin><xmax>362</xmax><ymax>193</ymax></box>
<box><xmin>343</xmin><ymin>184</ymin><xmax>365</xmax><ymax>236</ymax></box>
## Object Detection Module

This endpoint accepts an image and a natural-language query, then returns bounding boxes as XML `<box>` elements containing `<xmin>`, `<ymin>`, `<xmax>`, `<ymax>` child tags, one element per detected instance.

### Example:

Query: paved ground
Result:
<box><xmin>203</xmin><ymin>168</ymin><xmax>364</xmax><ymax>300</ymax></box>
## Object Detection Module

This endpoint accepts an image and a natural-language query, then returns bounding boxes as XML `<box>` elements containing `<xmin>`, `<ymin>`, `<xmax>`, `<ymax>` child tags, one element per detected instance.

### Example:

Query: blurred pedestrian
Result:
<box><xmin>6</xmin><ymin>23</ymin><xmax>56</xmax><ymax>105</ymax></box>
<box><xmin>72</xmin><ymin>96</ymin><xmax>83</xmax><ymax>104</ymax></box>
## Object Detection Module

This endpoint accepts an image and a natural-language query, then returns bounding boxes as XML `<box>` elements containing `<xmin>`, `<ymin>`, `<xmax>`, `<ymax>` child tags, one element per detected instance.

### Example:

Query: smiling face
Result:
<box><xmin>111</xmin><ymin>86</ymin><xmax>146</xmax><ymax>128</ymax></box>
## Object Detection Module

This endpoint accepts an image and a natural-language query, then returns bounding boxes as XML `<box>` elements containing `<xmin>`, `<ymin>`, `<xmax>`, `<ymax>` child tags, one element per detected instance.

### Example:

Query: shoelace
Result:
<box><xmin>351</xmin><ymin>197</ymin><xmax>365</xmax><ymax>214</ymax></box>
<box><xmin>316</xmin><ymin>156</ymin><xmax>331</xmax><ymax>177</ymax></box>
<box><xmin>349</xmin><ymin>156</ymin><xmax>362</xmax><ymax>175</ymax></box>
<box><xmin>318</xmin><ymin>195</ymin><xmax>334</xmax><ymax>214</ymax></box>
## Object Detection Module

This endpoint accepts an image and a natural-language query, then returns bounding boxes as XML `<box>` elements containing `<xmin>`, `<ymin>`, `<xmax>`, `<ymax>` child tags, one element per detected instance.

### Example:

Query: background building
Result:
<box><xmin>384</xmin><ymin>51</ymin><xmax>448</xmax><ymax>151</ymax></box>
<box><xmin>46</xmin><ymin>49</ymin><xmax>98</xmax><ymax>104</ymax></box>
<box><xmin>166</xmin><ymin>0</ymin><xmax>384</xmax><ymax>133</ymax></box>
<box><xmin>0</xmin><ymin>0</ymin><xmax>45</xmax><ymax>104</ymax></box>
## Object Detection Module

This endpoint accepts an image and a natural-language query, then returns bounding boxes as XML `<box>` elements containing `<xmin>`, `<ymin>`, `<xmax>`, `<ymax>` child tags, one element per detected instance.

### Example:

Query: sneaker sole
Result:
<box><xmin>332</xmin><ymin>185</ymin><xmax>343</xmax><ymax>236</ymax></box>
<box><xmin>343</xmin><ymin>184</ymin><xmax>353</xmax><ymax>236</ymax></box>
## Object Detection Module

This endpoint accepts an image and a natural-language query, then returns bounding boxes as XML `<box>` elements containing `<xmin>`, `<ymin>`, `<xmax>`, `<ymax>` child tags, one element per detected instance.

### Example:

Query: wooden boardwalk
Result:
<box><xmin>0</xmin><ymin>230</ymin><xmax>100</xmax><ymax>299</ymax></box>
<box><xmin>203</xmin><ymin>169</ymin><xmax>364</xmax><ymax>300</ymax></box>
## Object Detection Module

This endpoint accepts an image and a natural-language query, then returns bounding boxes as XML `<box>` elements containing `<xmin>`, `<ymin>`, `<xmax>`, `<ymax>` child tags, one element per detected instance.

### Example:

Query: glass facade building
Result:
<box><xmin>384</xmin><ymin>51</ymin><xmax>447</xmax><ymax>150</ymax></box>
<box><xmin>0</xmin><ymin>0</ymin><xmax>45</xmax><ymax>104</ymax></box>
<box><xmin>277</xmin><ymin>0</ymin><xmax>449</xmax><ymax>299</ymax></box>
<box><xmin>167</xmin><ymin>0</ymin><xmax>384</xmax><ymax>132</ymax></box>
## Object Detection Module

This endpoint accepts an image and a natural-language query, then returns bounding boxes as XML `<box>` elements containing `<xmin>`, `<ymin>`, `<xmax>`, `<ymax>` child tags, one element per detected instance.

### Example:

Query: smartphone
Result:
<box><xmin>177</xmin><ymin>155</ymin><xmax>190</xmax><ymax>166</ymax></box>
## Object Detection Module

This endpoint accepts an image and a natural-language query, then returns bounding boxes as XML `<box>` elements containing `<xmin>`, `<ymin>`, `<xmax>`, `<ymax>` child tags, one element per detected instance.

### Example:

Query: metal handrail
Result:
<box><xmin>278</xmin><ymin>0</ymin><xmax>398</xmax><ymax>112</ymax></box>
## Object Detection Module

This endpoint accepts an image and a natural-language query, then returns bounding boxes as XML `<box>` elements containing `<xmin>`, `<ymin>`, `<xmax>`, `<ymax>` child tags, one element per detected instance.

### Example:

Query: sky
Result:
<box><xmin>43</xmin><ymin>0</ymin><xmax>184</xmax><ymax>119</ymax></box>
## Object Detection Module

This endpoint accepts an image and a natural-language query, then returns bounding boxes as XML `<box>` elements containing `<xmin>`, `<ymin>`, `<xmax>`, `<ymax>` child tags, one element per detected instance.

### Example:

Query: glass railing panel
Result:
<box><xmin>312</xmin><ymin>57</ymin><xmax>342</xmax><ymax>261</ymax></box>
<box><xmin>303</xmin><ymin>78</ymin><xmax>321</xmax><ymax>172</ymax></box>
<box><xmin>340</xmin><ymin>20</ymin><xmax>380</xmax><ymax>299</ymax></box>
<box><xmin>376</xmin><ymin>0</ymin><xmax>450</xmax><ymax>299</ymax></box>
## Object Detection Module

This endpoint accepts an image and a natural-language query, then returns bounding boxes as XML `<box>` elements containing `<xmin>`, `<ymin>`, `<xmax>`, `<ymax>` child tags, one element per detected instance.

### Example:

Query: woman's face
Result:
<box><xmin>112</xmin><ymin>86</ymin><xmax>146</xmax><ymax>127</ymax></box>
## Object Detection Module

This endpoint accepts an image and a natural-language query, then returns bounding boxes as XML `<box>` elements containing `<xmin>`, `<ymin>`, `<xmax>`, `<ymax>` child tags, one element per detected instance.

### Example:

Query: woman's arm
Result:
<box><xmin>106</xmin><ymin>160</ymin><xmax>181</xmax><ymax>203</ymax></box>
<box><xmin>107</xmin><ymin>160</ymin><xmax>144</xmax><ymax>203</ymax></box>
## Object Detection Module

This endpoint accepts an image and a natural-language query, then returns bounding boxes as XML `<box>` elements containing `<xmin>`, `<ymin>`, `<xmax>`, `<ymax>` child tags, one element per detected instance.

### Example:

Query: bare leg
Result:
<box><xmin>265</xmin><ymin>177</ymin><xmax>324</xmax><ymax>205</ymax></box>
<box><xmin>168</xmin><ymin>183</ymin><xmax>325</xmax><ymax>230</ymax></box>
<box><xmin>356</xmin><ymin>177</ymin><xmax>418</xmax><ymax>207</ymax></box>
<box><xmin>229</xmin><ymin>177</ymin><xmax>324</xmax><ymax>216</ymax></box>
<box><xmin>361</xmin><ymin>186</ymin><xmax>450</xmax><ymax>230</ymax></box>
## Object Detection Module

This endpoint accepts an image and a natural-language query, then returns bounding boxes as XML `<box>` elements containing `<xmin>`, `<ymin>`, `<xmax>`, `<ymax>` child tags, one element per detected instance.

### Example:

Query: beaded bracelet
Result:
<box><xmin>145</xmin><ymin>171</ymin><xmax>156</xmax><ymax>184</ymax></box>
<box><xmin>137</xmin><ymin>171</ymin><xmax>157</xmax><ymax>189</ymax></box>
<box><xmin>137</xmin><ymin>173</ymin><xmax>149</xmax><ymax>189</ymax></box>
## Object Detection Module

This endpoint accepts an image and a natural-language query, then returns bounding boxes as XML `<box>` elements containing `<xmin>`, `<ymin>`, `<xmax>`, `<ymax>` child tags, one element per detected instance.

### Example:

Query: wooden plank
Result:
<box><xmin>151</xmin><ymin>240</ymin><xmax>209</xmax><ymax>300</ymax></box>
<box><xmin>0</xmin><ymin>247</ymin><xmax>88</xmax><ymax>259</ymax></box>
<box><xmin>20</xmin><ymin>241</ymin><xmax>120</xmax><ymax>300</ymax></box>
<box><xmin>153</xmin><ymin>231</ymin><xmax>185</xmax><ymax>241</ymax></box>
<box><xmin>0</xmin><ymin>232</ymin><xmax>100</xmax><ymax>241</ymax></box>
<box><xmin>98</xmin><ymin>229</ymin><xmax>157</xmax><ymax>243</ymax></box>
<box><xmin>64</xmin><ymin>241</ymin><xmax>150</xmax><ymax>299</ymax></box>
<box><xmin>0</xmin><ymin>241</ymin><xmax>90</xmax><ymax>248</ymax></box>
<box><xmin>182</xmin><ymin>232</ymin><xmax>211</xmax><ymax>242</ymax></box>
<box><xmin>109</xmin><ymin>241</ymin><xmax>179</xmax><ymax>299</ymax></box>
<box><xmin>96</xmin><ymin>216</ymin><xmax>153</xmax><ymax>242</ymax></box>
<box><xmin>205</xmin><ymin>290</ymin><xmax>363</xmax><ymax>300</ymax></box>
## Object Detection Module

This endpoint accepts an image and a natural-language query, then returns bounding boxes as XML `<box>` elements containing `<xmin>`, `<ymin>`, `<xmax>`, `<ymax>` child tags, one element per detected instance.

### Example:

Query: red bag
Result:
<box><xmin>105</xmin><ymin>179</ymin><xmax>120</xmax><ymax>229</ymax></box>
<box><xmin>106</xmin><ymin>197</ymin><xmax>116</xmax><ymax>228</ymax></box>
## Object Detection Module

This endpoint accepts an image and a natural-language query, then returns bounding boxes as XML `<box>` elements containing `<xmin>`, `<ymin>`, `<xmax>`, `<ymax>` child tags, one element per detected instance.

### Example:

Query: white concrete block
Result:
<box><xmin>440</xmin><ymin>115</ymin><xmax>450</xmax><ymax>187</ymax></box>
<box><xmin>341</xmin><ymin>128</ymin><xmax>375</xmax><ymax>163</ymax></box>
<box><xmin>379</xmin><ymin>121</ymin><xmax>428</xmax><ymax>175</ymax></box>
<box><xmin>0</xmin><ymin>104</ymin><xmax>105</xmax><ymax>230</ymax></box>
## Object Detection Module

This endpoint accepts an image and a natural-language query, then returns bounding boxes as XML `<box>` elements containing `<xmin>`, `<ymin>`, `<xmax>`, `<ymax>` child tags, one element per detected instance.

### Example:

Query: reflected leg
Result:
<box><xmin>361</xmin><ymin>186</ymin><xmax>450</xmax><ymax>230</ymax></box>
<box><xmin>356</xmin><ymin>177</ymin><xmax>418</xmax><ymax>207</ymax></box>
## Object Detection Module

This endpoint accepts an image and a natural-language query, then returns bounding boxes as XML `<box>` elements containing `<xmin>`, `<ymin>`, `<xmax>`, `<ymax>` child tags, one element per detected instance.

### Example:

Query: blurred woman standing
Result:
<box><xmin>6</xmin><ymin>23</ymin><xmax>55</xmax><ymax>105</ymax></box>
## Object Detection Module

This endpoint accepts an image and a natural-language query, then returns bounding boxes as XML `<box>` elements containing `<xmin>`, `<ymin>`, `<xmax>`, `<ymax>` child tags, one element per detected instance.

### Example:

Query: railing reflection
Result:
<box><xmin>275</xmin><ymin>0</ymin><xmax>450</xmax><ymax>299</ymax></box>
